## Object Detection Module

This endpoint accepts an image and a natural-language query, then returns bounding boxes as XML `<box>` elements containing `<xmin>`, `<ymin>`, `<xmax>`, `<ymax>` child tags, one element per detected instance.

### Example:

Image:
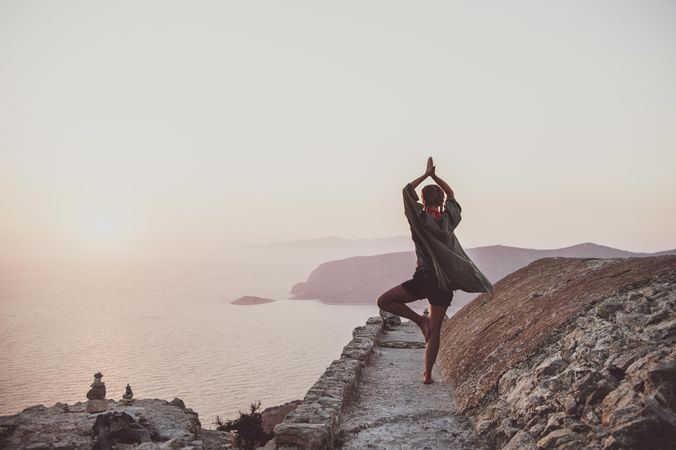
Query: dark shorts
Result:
<box><xmin>400</xmin><ymin>268</ymin><xmax>454</xmax><ymax>307</ymax></box>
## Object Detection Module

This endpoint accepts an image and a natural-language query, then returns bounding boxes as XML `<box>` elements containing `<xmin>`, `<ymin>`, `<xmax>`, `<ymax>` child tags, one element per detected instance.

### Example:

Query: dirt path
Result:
<box><xmin>335</xmin><ymin>319</ymin><xmax>485</xmax><ymax>450</ymax></box>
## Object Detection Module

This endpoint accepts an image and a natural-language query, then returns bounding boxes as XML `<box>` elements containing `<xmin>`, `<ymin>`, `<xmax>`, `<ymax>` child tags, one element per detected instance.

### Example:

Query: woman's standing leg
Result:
<box><xmin>377</xmin><ymin>285</ymin><xmax>429</xmax><ymax>341</ymax></box>
<box><xmin>422</xmin><ymin>303</ymin><xmax>449</xmax><ymax>384</ymax></box>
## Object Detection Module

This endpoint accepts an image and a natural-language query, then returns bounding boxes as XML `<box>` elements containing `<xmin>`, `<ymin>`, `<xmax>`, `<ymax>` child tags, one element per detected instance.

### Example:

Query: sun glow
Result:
<box><xmin>62</xmin><ymin>209</ymin><xmax>138</xmax><ymax>260</ymax></box>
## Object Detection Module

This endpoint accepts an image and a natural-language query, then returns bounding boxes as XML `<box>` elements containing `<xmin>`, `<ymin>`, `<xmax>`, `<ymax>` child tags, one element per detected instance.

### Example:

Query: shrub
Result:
<box><xmin>215</xmin><ymin>400</ymin><xmax>273</xmax><ymax>450</ymax></box>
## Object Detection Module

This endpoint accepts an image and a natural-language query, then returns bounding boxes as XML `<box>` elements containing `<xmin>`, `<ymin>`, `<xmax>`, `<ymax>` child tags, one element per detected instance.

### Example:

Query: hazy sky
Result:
<box><xmin>1</xmin><ymin>1</ymin><xmax>675</xmax><ymax>268</ymax></box>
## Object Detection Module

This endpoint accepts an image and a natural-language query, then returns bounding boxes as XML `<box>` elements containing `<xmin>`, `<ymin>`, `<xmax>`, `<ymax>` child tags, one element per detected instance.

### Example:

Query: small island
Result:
<box><xmin>230</xmin><ymin>296</ymin><xmax>275</xmax><ymax>305</ymax></box>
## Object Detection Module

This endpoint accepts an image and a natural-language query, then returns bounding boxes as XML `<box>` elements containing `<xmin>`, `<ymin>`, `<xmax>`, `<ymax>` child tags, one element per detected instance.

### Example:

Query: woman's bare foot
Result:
<box><xmin>417</xmin><ymin>316</ymin><xmax>430</xmax><ymax>342</ymax></box>
<box><xmin>422</xmin><ymin>372</ymin><xmax>434</xmax><ymax>384</ymax></box>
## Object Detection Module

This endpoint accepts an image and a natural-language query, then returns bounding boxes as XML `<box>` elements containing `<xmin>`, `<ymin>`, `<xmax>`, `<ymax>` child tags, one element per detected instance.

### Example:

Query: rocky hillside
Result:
<box><xmin>289</xmin><ymin>243</ymin><xmax>675</xmax><ymax>311</ymax></box>
<box><xmin>437</xmin><ymin>256</ymin><xmax>676</xmax><ymax>449</ymax></box>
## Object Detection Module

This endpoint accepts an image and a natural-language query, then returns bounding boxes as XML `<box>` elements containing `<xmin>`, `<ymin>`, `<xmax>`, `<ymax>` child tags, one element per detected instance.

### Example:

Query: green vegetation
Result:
<box><xmin>215</xmin><ymin>401</ymin><xmax>273</xmax><ymax>450</ymax></box>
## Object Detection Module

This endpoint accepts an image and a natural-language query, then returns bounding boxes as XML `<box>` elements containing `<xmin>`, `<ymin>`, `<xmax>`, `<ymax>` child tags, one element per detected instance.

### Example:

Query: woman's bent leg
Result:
<box><xmin>377</xmin><ymin>285</ymin><xmax>429</xmax><ymax>341</ymax></box>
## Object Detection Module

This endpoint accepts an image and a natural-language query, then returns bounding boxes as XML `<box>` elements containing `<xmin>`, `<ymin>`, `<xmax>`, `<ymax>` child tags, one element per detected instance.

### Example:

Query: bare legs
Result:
<box><xmin>377</xmin><ymin>285</ymin><xmax>429</xmax><ymax>341</ymax></box>
<box><xmin>422</xmin><ymin>304</ymin><xmax>448</xmax><ymax>384</ymax></box>
<box><xmin>377</xmin><ymin>285</ymin><xmax>449</xmax><ymax>384</ymax></box>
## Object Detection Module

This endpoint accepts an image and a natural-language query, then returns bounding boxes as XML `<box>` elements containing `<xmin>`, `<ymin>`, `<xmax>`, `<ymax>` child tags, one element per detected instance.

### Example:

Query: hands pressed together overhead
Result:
<box><xmin>410</xmin><ymin>156</ymin><xmax>455</xmax><ymax>199</ymax></box>
<box><xmin>424</xmin><ymin>156</ymin><xmax>436</xmax><ymax>178</ymax></box>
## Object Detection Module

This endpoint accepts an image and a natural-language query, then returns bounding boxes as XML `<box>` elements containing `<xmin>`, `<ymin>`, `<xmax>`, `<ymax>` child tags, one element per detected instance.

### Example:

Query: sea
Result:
<box><xmin>0</xmin><ymin>249</ymin><xmax>425</xmax><ymax>428</ymax></box>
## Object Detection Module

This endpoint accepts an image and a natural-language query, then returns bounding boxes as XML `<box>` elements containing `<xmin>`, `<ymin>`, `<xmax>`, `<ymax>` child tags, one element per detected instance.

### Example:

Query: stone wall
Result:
<box><xmin>272</xmin><ymin>312</ymin><xmax>399</xmax><ymax>449</ymax></box>
<box><xmin>438</xmin><ymin>256</ymin><xmax>676</xmax><ymax>449</ymax></box>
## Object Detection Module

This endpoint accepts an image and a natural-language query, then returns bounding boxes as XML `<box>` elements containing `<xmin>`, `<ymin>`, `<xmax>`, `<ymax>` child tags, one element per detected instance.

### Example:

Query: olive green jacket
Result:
<box><xmin>403</xmin><ymin>183</ymin><xmax>494</xmax><ymax>294</ymax></box>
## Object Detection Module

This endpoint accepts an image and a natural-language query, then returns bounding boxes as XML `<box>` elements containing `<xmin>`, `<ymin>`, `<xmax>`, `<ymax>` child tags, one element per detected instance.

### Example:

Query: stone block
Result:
<box><xmin>86</xmin><ymin>399</ymin><xmax>108</xmax><ymax>413</ymax></box>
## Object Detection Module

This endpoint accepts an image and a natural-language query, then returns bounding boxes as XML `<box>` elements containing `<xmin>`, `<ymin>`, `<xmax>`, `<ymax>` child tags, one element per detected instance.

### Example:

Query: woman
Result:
<box><xmin>377</xmin><ymin>156</ymin><xmax>494</xmax><ymax>384</ymax></box>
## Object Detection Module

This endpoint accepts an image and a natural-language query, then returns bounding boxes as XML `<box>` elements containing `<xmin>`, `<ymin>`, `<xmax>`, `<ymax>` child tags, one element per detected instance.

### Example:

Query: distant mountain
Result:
<box><xmin>290</xmin><ymin>250</ymin><xmax>417</xmax><ymax>303</ymax></box>
<box><xmin>289</xmin><ymin>243</ymin><xmax>676</xmax><ymax>315</ymax></box>
<box><xmin>216</xmin><ymin>235</ymin><xmax>414</xmax><ymax>299</ymax></box>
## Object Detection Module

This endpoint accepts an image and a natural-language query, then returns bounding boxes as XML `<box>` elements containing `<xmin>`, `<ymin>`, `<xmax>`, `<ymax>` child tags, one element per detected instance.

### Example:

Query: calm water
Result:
<box><xmin>0</xmin><ymin>261</ymin><xmax>423</xmax><ymax>428</ymax></box>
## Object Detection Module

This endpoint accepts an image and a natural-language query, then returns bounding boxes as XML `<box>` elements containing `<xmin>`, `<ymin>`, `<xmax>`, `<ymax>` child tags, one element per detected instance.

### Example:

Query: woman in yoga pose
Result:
<box><xmin>377</xmin><ymin>156</ymin><xmax>493</xmax><ymax>384</ymax></box>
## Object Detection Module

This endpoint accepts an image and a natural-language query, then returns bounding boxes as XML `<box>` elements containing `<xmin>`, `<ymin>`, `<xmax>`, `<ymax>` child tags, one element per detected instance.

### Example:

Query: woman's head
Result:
<box><xmin>421</xmin><ymin>184</ymin><xmax>444</xmax><ymax>208</ymax></box>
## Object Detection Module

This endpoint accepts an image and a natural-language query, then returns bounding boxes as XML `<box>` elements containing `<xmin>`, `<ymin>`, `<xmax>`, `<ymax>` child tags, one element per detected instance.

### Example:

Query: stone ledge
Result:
<box><xmin>273</xmin><ymin>315</ymin><xmax>387</xmax><ymax>449</ymax></box>
<box><xmin>378</xmin><ymin>340</ymin><xmax>426</xmax><ymax>349</ymax></box>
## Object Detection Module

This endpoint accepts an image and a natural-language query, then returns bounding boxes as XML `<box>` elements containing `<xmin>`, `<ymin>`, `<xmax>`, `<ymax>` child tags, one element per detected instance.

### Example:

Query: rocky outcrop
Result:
<box><xmin>272</xmin><ymin>316</ymin><xmax>385</xmax><ymax>449</ymax></box>
<box><xmin>0</xmin><ymin>398</ymin><xmax>233</xmax><ymax>449</ymax></box>
<box><xmin>290</xmin><ymin>252</ymin><xmax>417</xmax><ymax>304</ymax></box>
<box><xmin>438</xmin><ymin>256</ymin><xmax>676</xmax><ymax>449</ymax></box>
<box><xmin>231</xmin><ymin>295</ymin><xmax>275</xmax><ymax>305</ymax></box>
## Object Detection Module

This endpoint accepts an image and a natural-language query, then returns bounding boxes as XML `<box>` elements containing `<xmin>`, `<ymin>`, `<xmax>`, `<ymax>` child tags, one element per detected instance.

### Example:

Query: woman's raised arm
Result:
<box><xmin>409</xmin><ymin>156</ymin><xmax>435</xmax><ymax>188</ymax></box>
<box><xmin>431</xmin><ymin>172</ymin><xmax>455</xmax><ymax>200</ymax></box>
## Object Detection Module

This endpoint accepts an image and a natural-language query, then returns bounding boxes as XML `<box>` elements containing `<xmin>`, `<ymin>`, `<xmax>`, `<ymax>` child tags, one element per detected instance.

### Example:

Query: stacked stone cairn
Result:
<box><xmin>85</xmin><ymin>372</ymin><xmax>108</xmax><ymax>413</ymax></box>
<box><xmin>120</xmin><ymin>383</ymin><xmax>134</xmax><ymax>405</ymax></box>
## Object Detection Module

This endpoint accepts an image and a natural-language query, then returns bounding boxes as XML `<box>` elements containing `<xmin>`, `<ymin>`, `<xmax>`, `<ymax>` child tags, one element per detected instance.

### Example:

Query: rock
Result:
<box><xmin>537</xmin><ymin>428</ymin><xmax>580</xmax><ymax>448</ymax></box>
<box><xmin>274</xmin><ymin>422</ymin><xmax>332</xmax><ymax>449</ymax></box>
<box><xmin>379</xmin><ymin>309</ymin><xmax>401</xmax><ymax>328</ymax></box>
<box><xmin>201</xmin><ymin>429</ymin><xmax>235</xmax><ymax>449</ymax></box>
<box><xmin>378</xmin><ymin>340</ymin><xmax>425</xmax><ymax>349</ymax></box>
<box><xmin>563</xmin><ymin>394</ymin><xmax>577</xmax><ymax>414</ymax></box>
<box><xmin>605</xmin><ymin>416</ymin><xmax>670</xmax><ymax>450</ymax></box>
<box><xmin>645</xmin><ymin>309</ymin><xmax>669</xmax><ymax>325</ymax></box>
<box><xmin>644</xmin><ymin>318</ymin><xmax>676</xmax><ymax>340</ymax></box>
<box><xmin>92</xmin><ymin>411</ymin><xmax>153</xmax><ymax>447</ymax></box>
<box><xmin>528</xmin><ymin>421</ymin><xmax>545</xmax><ymax>438</ymax></box>
<box><xmin>645</xmin><ymin>396</ymin><xmax>676</xmax><ymax>437</ymax></box>
<box><xmin>598</xmin><ymin>385</ymin><xmax>641</xmax><ymax>426</ymax></box>
<box><xmin>257</xmin><ymin>436</ymin><xmax>277</xmax><ymax>449</ymax></box>
<box><xmin>561</xmin><ymin>343</ymin><xmax>577</xmax><ymax>362</ymax></box>
<box><xmin>475</xmin><ymin>418</ymin><xmax>493</xmax><ymax>436</ymax></box>
<box><xmin>86</xmin><ymin>399</ymin><xmax>109</xmax><ymax>413</ymax></box>
<box><xmin>542</xmin><ymin>412</ymin><xmax>566</xmax><ymax>436</ymax></box>
<box><xmin>21</xmin><ymin>404</ymin><xmax>46</xmax><ymax>413</ymax></box>
<box><xmin>582</xmin><ymin>408</ymin><xmax>600</xmax><ymax>425</ymax></box>
<box><xmin>596</xmin><ymin>302</ymin><xmax>623</xmax><ymax>320</ymax></box>
<box><xmin>608</xmin><ymin>346</ymin><xmax>650</xmax><ymax>372</ymax></box>
<box><xmin>573</xmin><ymin>370</ymin><xmax>605</xmax><ymax>404</ymax></box>
<box><xmin>535</xmin><ymin>356</ymin><xmax>568</xmax><ymax>377</ymax></box>
<box><xmin>647</xmin><ymin>359</ymin><xmax>676</xmax><ymax>387</ymax></box>
<box><xmin>230</xmin><ymin>295</ymin><xmax>275</xmax><ymax>305</ymax></box>
<box><xmin>502</xmin><ymin>430</ymin><xmax>537</xmax><ymax>450</ymax></box>
<box><xmin>169</xmin><ymin>398</ymin><xmax>186</xmax><ymax>409</ymax></box>
<box><xmin>53</xmin><ymin>441</ymin><xmax>76</xmax><ymax>450</ymax></box>
<box><xmin>602</xmin><ymin>434</ymin><xmax>625</xmax><ymax>450</ymax></box>
<box><xmin>25</xmin><ymin>444</ymin><xmax>51</xmax><ymax>450</ymax></box>
<box><xmin>260</xmin><ymin>399</ymin><xmax>302</xmax><ymax>434</ymax></box>
<box><xmin>498</xmin><ymin>369</ymin><xmax>523</xmax><ymax>395</ymax></box>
